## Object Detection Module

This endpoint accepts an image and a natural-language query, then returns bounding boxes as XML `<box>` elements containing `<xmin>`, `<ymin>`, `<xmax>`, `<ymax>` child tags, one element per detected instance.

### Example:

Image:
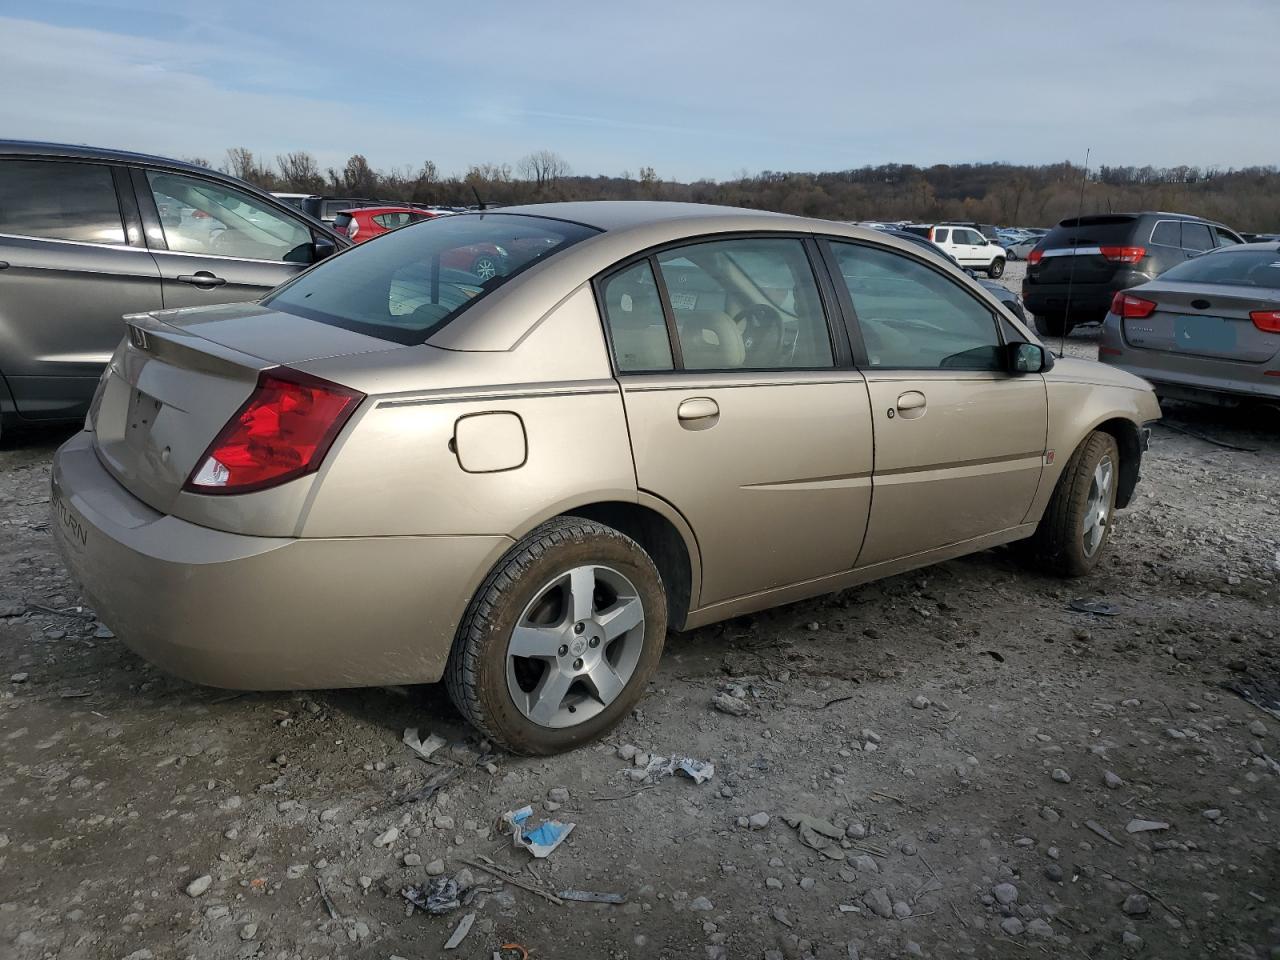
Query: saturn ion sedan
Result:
<box><xmin>51</xmin><ymin>202</ymin><xmax>1160</xmax><ymax>754</ymax></box>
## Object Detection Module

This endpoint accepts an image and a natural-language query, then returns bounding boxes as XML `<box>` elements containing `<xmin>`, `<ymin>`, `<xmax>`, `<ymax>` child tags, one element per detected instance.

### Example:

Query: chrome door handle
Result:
<box><xmin>177</xmin><ymin>271</ymin><xmax>227</xmax><ymax>288</ymax></box>
<box><xmin>894</xmin><ymin>391</ymin><xmax>927</xmax><ymax>420</ymax></box>
<box><xmin>677</xmin><ymin>397</ymin><xmax>719</xmax><ymax>423</ymax></box>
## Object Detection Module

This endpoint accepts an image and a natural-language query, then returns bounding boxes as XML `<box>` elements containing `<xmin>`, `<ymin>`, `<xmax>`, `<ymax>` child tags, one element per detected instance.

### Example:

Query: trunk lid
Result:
<box><xmin>91</xmin><ymin>303</ymin><xmax>397</xmax><ymax>515</ymax></box>
<box><xmin>1121</xmin><ymin>282</ymin><xmax>1280</xmax><ymax>363</ymax></box>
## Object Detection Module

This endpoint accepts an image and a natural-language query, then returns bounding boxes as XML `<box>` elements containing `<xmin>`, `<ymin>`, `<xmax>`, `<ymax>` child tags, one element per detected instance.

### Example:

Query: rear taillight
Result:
<box><xmin>185</xmin><ymin>369</ymin><xmax>364</xmax><ymax>495</ymax></box>
<box><xmin>1110</xmin><ymin>292</ymin><xmax>1157</xmax><ymax>319</ymax></box>
<box><xmin>1027</xmin><ymin>249</ymin><xmax>1043</xmax><ymax>265</ymax></box>
<box><xmin>1099</xmin><ymin>245</ymin><xmax>1146</xmax><ymax>264</ymax></box>
<box><xmin>1250</xmin><ymin>310</ymin><xmax>1280</xmax><ymax>333</ymax></box>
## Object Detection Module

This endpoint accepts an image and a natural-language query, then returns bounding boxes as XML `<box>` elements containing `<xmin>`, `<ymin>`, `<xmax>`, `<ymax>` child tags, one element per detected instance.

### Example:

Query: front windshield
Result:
<box><xmin>263</xmin><ymin>213</ymin><xmax>598</xmax><ymax>344</ymax></box>
<box><xmin>1158</xmin><ymin>248</ymin><xmax>1280</xmax><ymax>289</ymax></box>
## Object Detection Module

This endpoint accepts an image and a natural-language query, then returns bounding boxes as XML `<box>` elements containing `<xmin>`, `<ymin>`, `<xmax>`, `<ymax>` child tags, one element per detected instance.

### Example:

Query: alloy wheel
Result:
<box><xmin>1082</xmin><ymin>455</ymin><xmax>1114</xmax><ymax>557</ymax></box>
<box><xmin>505</xmin><ymin>565</ymin><xmax>645</xmax><ymax>728</ymax></box>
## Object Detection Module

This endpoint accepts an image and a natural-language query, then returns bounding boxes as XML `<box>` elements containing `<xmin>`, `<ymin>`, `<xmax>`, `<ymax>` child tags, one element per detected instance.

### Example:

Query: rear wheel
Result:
<box><xmin>1024</xmin><ymin>431</ymin><xmax>1120</xmax><ymax>577</ymax></box>
<box><xmin>1034</xmin><ymin>314</ymin><xmax>1073</xmax><ymax>339</ymax></box>
<box><xmin>445</xmin><ymin>518</ymin><xmax>667</xmax><ymax>755</ymax></box>
<box><xmin>987</xmin><ymin>257</ymin><xmax>1005</xmax><ymax>278</ymax></box>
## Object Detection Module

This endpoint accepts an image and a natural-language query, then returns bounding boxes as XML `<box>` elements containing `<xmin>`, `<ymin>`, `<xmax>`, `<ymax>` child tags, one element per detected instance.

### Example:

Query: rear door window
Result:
<box><xmin>655</xmin><ymin>237</ymin><xmax>834</xmax><ymax>370</ymax></box>
<box><xmin>0</xmin><ymin>158</ymin><xmax>126</xmax><ymax>245</ymax></box>
<box><xmin>1150</xmin><ymin>220</ymin><xmax>1180</xmax><ymax>247</ymax></box>
<box><xmin>1181</xmin><ymin>222</ymin><xmax>1213</xmax><ymax>252</ymax></box>
<box><xmin>599</xmin><ymin>261</ymin><xmax>674</xmax><ymax>372</ymax></box>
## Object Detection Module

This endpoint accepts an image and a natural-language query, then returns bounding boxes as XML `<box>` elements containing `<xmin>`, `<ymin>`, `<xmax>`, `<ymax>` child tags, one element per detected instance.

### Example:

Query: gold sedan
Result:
<box><xmin>50</xmin><ymin>202</ymin><xmax>1160</xmax><ymax>753</ymax></box>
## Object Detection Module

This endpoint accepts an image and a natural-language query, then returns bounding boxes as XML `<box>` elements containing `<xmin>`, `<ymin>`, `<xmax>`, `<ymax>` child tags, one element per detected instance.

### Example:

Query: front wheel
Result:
<box><xmin>444</xmin><ymin>518</ymin><xmax>667</xmax><ymax>755</ymax></box>
<box><xmin>987</xmin><ymin>257</ymin><xmax>1005</xmax><ymax>278</ymax></box>
<box><xmin>1023</xmin><ymin>431</ymin><xmax>1120</xmax><ymax>577</ymax></box>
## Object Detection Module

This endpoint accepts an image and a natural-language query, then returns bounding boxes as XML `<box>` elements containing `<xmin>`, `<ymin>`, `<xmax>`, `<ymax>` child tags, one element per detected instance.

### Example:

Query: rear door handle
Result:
<box><xmin>0</xmin><ymin>261</ymin><xmax>9</xmax><ymax>270</ymax></box>
<box><xmin>177</xmin><ymin>271</ymin><xmax>227</xmax><ymax>288</ymax></box>
<box><xmin>677</xmin><ymin>397</ymin><xmax>719</xmax><ymax>425</ymax></box>
<box><xmin>894</xmin><ymin>391</ymin><xmax>927</xmax><ymax>419</ymax></box>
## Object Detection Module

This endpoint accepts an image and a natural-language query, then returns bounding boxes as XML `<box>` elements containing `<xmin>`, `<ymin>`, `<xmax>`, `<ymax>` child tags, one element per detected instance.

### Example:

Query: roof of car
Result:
<box><xmin>495</xmin><ymin>200</ymin><xmax>793</xmax><ymax>232</ymax></box>
<box><xmin>0</xmin><ymin>139</ymin><xmax>229</xmax><ymax>178</ymax></box>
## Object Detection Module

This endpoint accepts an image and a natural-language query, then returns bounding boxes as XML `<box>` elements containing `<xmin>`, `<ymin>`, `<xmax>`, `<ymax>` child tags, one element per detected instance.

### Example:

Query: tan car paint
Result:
<box><xmin>857</xmin><ymin>370</ymin><xmax>1047</xmax><ymax>565</ymax></box>
<box><xmin>51</xmin><ymin>202</ymin><xmax>1160</xmax><ymax>692</ymax></box>
<box><xmin>620</xmin><ymin>370</ymin><xmax>874</xmax><ymax>604</ymax></box>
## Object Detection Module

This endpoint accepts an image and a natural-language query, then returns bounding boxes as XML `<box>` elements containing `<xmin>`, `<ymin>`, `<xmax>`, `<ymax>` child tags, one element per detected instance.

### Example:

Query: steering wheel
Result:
<box><xmin>733</xmin><ymin>303</ymin><xmax>783</xmax><ymax>365</ymax></box>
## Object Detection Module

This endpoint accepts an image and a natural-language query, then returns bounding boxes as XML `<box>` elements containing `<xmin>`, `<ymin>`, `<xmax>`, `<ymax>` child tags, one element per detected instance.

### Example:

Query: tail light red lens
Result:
<box><xmin>1099</xmin><ymin>245</ymin><xmax>1146</xmax><ymax>264</ymax></box>
<box><xmin>1250</xmin><ymin>310</ymin><xmax>1280</xmax><ymax>333</ymax></box>
<box><xmin>1027</xmin><ymin>249</ymin><xmax>1043</xmax><ymax>265</ymax></box>
<box><xmin>1110</xmin><ymin>292</ymin><xmax>1157</xmax><ymax>319</ymax></box>
<box><xmin>185</xmin><ymin>369</ymin><xmax>364</xmax><ymax>495</ymax></box>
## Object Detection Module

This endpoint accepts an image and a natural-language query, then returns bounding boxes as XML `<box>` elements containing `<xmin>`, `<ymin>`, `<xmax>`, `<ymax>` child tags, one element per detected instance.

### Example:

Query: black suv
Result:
<box><xmin>1023</xmin><ymin>212</ymin><xmax>1244</xmax><ymax>337</ymax></box>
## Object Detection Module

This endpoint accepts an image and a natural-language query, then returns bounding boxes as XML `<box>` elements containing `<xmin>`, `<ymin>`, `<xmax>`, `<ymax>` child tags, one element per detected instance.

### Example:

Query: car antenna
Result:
<box><xmin>1059</xmin><ymin>146</ymin><xmax>1091</xmax><ymax>359</ymax></box>
<box><xmin>471</xmin><ymin>185</ymin><xmax>486</xmax><ymax>211</ymax></box>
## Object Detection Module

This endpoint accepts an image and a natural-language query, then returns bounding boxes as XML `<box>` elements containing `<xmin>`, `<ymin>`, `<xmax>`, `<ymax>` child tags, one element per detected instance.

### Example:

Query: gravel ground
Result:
<box><xmin>2</xmin><ymin>320</ymin><xmax>1278</xmax><ymax>960</ymax></box>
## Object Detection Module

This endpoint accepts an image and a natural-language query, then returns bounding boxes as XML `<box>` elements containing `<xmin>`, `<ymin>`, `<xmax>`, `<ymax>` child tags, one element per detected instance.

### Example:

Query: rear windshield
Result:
<box><xmin>1044</xmin><ymin>215</ymin><xmax>1138</xmax><ymax>247</ymax></box>
<box><xmin>332</xmin><ymin>212</ymin><xmax>353</xmax><ymax>228</ymax></box>
<box><xmin>263</xmin><ymin>213</ymin><xmax>599</xmax><ymax>344</ymax></box>
<box><xmin>1158</xmin><ymin>248</ymin><xmax>1280</xmax><ymax>288</ymax></box>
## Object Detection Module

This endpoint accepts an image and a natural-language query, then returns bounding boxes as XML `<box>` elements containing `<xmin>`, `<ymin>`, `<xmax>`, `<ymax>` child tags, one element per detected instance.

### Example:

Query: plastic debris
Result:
<box><xmin>1084</xmin><ymin>819</ymin><xmax>1123</xmax><ymax>847</ymax></box>
<box><xmin>403</xmin><ymin>727</ymin><xmax>447</xmax><ymax>760</ymax></box>
<box><xmin>444</xmin><ymin>911</ymin><xmax>475</xmax><ymax>949</ymax></box>
<box><xmin>1127</xmin><ymin>819</ymin><xmax>1171</xmax><ymax>833</ymax></box>
<box><xmin>502</xmin><ymin>805</ymin><xmax>575</xmax><ymax>858</ymax></box>
<box><xmin>559</xmin><ymin>889</ymin><xmax>627</xmax><ymax>904</ymax></box>
<box><xmin>1068</xmin><ymin>598</ymin><xmax>1120</xmax><ymax>616</ymax></box>
<box><xmin>784</xmin><ymin>813</ymin><xmax>846</xmax><ymax>861</ymax></box>
<box><xmin>498</xmin><ymin>945</ymin><xmax>529</xmax><ymax>960</ymax></box>
<box><xmin>640</xmin><ymin>755</ymin><xmax>715</xmax><ymax>785</ymax></box>
<box><xmin>402</xmin><ymin>876</ymin><xmax>461</xmax><ymax>914</ymax></box>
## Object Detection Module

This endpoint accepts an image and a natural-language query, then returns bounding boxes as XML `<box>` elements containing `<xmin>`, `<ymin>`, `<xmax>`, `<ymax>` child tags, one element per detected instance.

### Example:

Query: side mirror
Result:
<box><xmin>1007</xmin><ymin>341</ymin><xmax>1052</xmax><ymax>374</ymax></box>
<box><xmin>978</xmin><ymin>237</ymin><xmax>989</xmax><ymax>246</ymax></box>
<box><xmin>312</xmin><ymin>236</ymin><xmax>338</xmax><ymax>262</ymax></box>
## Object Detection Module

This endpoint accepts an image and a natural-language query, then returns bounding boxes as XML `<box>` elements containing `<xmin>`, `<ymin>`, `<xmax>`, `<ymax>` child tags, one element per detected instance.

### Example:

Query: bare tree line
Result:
<box><xmin>194</xmin><ymin>148</ymin><xmax>1280</xmax><ymax>231</ymax></box>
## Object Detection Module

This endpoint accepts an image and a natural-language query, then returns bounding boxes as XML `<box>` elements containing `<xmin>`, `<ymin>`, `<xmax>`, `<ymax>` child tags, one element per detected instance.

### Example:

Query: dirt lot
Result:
<box><xmin>2</xmin><ymin>309</ymin><xmax>1278</xmax><ymax>960</ymax></box>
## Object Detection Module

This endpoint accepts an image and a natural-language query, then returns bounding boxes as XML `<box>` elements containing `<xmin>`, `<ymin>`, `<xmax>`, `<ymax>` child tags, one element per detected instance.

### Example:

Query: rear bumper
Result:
<box><xmin>1098</xmin><ymin>322</ymin><xmax>1280</xmax><ymax>403</ymax></box>
<box><xmin>1023</xmin><ymin>271</ymin><xmax>1149</xmax><ymax>322</ymax></box>
<box><xmin>50</xmin><ymin>430</ymin><xmax>511</xmax><ymax>690</ymax></box>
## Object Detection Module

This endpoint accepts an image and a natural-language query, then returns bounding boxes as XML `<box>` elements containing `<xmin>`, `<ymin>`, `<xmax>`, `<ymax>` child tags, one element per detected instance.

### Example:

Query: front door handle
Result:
<box><xmin>0</xmin><ymin>261</ymin><xmax>9</xmax><ymax>270</ymax></box>
<box><xmin>677</xmin><ymin>397</ymin><xmax>719</xmax><ymax>427</ymax></box>
<box><xmin>177</xmin><ymin>271</ymin><xmax>227</xmax><ymax>289</ymax></box>
<box><xmin>894</xmin><ymin>391</ymin><xmax>927</xmax><ymax>420</ymax></box>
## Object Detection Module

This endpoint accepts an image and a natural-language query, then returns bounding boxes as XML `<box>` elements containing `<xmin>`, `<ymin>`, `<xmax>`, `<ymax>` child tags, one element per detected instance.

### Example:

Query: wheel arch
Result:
<box><xmin>550</xmin><ymin>497</ymin><xmax>700</xmax><ymax>631</ymax></box>
<box><xmin>1091</xmin><ymin>416</ymin><xmax>1142</xmax><ymax>508</ymax></box>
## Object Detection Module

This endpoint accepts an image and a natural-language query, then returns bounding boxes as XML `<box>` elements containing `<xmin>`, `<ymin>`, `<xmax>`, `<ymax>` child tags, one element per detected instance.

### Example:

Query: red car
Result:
<box><xmin>332</xmin><ymin>206</ymin><xmax>439</xmax><ymax>243</ymax></box>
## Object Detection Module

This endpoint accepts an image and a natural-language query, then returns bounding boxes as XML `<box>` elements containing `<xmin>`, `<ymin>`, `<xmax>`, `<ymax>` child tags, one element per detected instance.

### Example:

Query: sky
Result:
<box><xmin>1</xmin><ymin>0</ymin><xmax>1276</xmax><ymax>182</ymax></box>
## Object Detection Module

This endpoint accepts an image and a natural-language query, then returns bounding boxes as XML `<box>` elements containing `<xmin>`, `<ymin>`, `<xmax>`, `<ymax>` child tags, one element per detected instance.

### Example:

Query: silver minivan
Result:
<box><xmin>0</xmin><ymin>141</ymin><xmax>346</xmax><ymax>438</ymax></box>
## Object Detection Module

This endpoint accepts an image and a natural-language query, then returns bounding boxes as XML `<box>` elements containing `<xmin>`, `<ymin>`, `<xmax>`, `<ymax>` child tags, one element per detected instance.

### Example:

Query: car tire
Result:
<box><xmin>1006</xmin><ymin>250</ymin><xmax>1019</xmax><ymax>262</ymax></box>
<box><xmin>1034</xmin><ymin>315</ymin><xmax>1073</xmax><ymax>339</ymax></box>
<box><xmin>987</xmin><ymin>257</ymin><xmax>1005</xmax><ymax>278</ymax></box>
<box><xmin>470</xmin><ymin>255</ymin><xmax>501</xmax><ymax>281</ymax></box>
<box><xmin>444</xmin><ymin>517</ymin><xmax>667</xmax><ymax>755</ymax></box>
<box><xmin>1024</xmin><ymin>431</ymin><xmax>1120</xmax><ymax>577</ymax></box>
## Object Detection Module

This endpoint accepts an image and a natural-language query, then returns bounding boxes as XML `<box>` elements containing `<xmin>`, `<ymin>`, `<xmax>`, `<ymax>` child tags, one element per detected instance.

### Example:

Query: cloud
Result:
<box><xmin>1</xmin><ymin>3</ymin><xmax>1277</xmax><ymax>181</ymax></box>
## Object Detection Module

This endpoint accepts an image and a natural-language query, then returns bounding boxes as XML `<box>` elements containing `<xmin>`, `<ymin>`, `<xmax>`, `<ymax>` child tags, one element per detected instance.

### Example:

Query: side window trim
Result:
<box><xmin>130</xmin><ymin>166</ymin><xmax>168</xmax><ymax>251</ymax></box>
<box><xmin>818</xmin><ymin>236</ymin><xmax>1009</xmax><ymax>373</ymax></box>
<box><xmin>650</xmin><ymin>254</ymin><xmax>687</xmax><ymax>370</ymax></box>
<box><xmin>110</xmin><ymin>166</ymin><xmax>145</xmax><ymax>249</ymax></box>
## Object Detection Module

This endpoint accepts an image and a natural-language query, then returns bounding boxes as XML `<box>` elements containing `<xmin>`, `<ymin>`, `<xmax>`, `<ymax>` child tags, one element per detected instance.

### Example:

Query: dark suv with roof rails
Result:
<box><xmin>1023</xmin><ymin>211</ymin><xmax>1244</xmax><ymax>337</ymax></box>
